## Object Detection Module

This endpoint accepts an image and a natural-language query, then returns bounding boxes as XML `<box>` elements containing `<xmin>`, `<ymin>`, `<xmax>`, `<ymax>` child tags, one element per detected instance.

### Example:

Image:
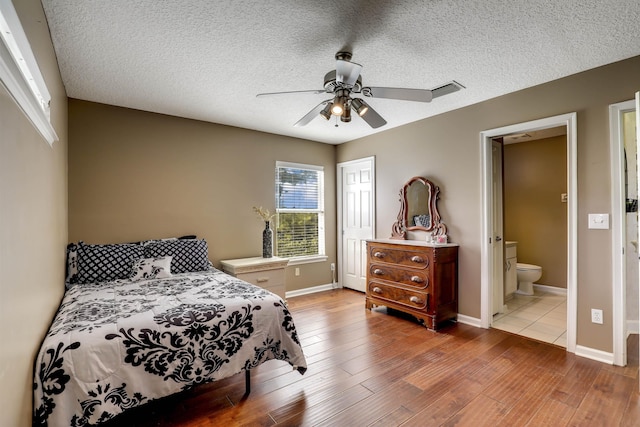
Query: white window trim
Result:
<box><xmin>275</xmin><ymin>160</ymin><xmax>326</xmax><ymax>260</ymax></box>
<box><xmin>0</xmin><ymin>0</ymin><xmax>57</xmax><ymax>145</ymax></box>
<box><xmin>286</xmin><ymin>255</ymin><xmax>328</xmax><ymax>266</ymax></box>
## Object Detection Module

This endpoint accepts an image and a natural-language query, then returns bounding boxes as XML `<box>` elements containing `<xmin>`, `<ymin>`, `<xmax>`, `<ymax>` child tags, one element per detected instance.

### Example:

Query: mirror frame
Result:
<box><xmin>390</xmin><ymin>176</ymin><xmax>447</xmax><ymax>239</ymax></box>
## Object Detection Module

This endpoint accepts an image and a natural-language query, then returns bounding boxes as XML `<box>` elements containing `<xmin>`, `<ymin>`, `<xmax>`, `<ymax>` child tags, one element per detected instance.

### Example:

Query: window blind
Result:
<box><xmin>275</xmin><ymin>162</ymin><xmax>325</xmax><ymax>258</ymax></box>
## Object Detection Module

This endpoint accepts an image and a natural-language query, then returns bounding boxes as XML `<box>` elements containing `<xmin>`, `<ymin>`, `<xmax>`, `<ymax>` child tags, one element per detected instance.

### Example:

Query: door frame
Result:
<box><xmin>491</xmin><ymin>139</ymin><xmax>505</xmax><ymax>315</ymax></box>
<box><xmin>480</xmin><ymin>112</ymin><xmax>578</xmax><ymax>354</ymax></box>
<box><xmin>337</xmin><ymin>156</ymin><xmax>376</xmax><ymax>289</ymax></box>
<box><xmin>610</xmin><ymin>99</ymin><xmax>636</xmax><ymax>366</ymax></box>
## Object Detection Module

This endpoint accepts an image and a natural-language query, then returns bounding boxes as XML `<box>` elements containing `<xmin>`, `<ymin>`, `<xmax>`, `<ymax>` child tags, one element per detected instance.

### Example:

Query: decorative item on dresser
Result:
<box><xmin>366</xmin><ymin>239</ymin><xmax>458</xmax><ymax>330</ymax></box>
<box><xmin>220</xmin><ymin>256</ymin><xmax>289</xmax><ymax>300</ymax></box>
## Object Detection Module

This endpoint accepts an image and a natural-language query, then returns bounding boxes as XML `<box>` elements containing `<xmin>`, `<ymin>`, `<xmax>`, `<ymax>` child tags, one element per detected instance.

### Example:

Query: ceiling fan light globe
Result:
<box><xmin>319</xmin><ymin>103</ymin><xmax>333</xmax><ymax>120</ymax></box>
<box><xmin>331</xmin><ymin>103</ymin><xmax>343</xmax><ymax>115</ymax></box>
<box><xmin>351</xmin><ymin>98</ymin><xmax>369</xmax><ymax>116</ymax></box>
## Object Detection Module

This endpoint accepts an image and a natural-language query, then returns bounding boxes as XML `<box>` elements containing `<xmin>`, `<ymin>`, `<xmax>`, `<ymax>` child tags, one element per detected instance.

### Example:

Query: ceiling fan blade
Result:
<box><xmin>257</xmin><ymin>89</ymin><xmax>325</xmax><ymax>97</ymax></box>
<box><xmin>364</xmin><ymin>87</ymin><xmax>433</xmax><ymax>102</ymax></box>
<box><xmin>336</xmin><ymin>59</ymin><xmax>362</xmax><ymax>87</ymax></box>
<box><xmin>293</xmin><ymin>100</ymin><xmax>330</xmax><ymax>127</ymax></box>
<box><xmin>359</xmin><ymin>103</ymin><xmax>387</xmax><ymax>129</ymax></box>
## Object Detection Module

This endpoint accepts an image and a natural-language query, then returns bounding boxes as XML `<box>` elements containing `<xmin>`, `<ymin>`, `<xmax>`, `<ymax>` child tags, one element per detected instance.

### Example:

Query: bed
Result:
<box><xmin>33</xmin><ymin>238</ymin><xmax>307</xmax><ymax>426</ymax></box>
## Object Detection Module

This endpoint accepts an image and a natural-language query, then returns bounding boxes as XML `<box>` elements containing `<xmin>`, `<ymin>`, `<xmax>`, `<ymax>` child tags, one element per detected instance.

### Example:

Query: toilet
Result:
<box><xmin>516</xmin><ymin>263</ymin><xmax>542</xmax><ymax>295</ymax></box>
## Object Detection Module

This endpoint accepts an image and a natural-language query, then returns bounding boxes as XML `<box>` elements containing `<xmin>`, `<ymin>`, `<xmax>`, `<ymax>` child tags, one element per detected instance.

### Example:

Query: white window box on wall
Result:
<box><xmin>0</xmin><ymin>0</ymin><xmax>58</xmax><ymax>145</ymax></box>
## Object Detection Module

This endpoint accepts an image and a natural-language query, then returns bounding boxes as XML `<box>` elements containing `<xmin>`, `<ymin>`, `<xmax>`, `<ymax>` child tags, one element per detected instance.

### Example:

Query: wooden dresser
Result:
<box><xmin>365</xmin><ymin>239</ymin><xmax>459</xmax><ymax>330</ymax></box>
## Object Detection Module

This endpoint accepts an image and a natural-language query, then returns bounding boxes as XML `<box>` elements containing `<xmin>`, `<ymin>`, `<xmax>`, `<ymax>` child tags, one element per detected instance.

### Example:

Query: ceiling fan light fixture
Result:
<box><xmin>351</xmin><ymin>98</ymin><xmax>369</xmax><ymax>116</ymax></box>
<box><xmin>320</xmin><ymin>103</ymin><xmax>333</xmax><ymax>120</ymax></box>
<box><xmin>331</xmin><ymin>97</ymin><xmax>343</xmax><ymax>115</ymax></box>
<box><xmin>341</xmin><ymin>105</ymin><xmax>351</xmax><ymax>122</ymax></box>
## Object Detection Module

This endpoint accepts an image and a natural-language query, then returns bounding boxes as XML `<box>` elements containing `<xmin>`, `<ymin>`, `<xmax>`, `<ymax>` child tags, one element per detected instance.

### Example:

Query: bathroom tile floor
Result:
<box><xmin>492</xmin><ymin>288</ymin><xmax>567</xmax><ymax>347</ymax></box>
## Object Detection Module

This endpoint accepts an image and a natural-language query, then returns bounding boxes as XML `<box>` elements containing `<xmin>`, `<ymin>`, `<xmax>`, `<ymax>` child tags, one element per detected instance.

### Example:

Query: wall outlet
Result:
<box><xmin>294</xmin><ymin>267</ymin><xmax>300</xmax><ymax>276</ymax></box>
<box><xmin>591</xmin><ymin>308</ymin><xmax>603</xmax><ymax>324</ymax></box>
<box><xmin>330</xmin><ymin>263</ymin><xmax>335</xmax><ymax>271</ymax></box>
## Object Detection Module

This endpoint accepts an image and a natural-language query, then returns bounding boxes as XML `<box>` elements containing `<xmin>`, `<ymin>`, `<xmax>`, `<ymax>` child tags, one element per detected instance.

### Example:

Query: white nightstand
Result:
<box><xmin>220</xmin><ymin>256</ymin><xmax>289</xmax><ymax>299</ymax></box>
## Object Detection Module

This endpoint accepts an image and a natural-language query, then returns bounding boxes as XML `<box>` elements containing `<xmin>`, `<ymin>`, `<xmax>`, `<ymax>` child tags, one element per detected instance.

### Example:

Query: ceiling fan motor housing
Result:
<box><xmin>323</xmin><ymin>70</ymin><xmax>362</xmax><ymax>93</ymax></box>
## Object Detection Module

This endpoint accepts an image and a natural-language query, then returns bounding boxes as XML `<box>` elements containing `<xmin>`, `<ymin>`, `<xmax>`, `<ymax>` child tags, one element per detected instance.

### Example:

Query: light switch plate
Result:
<box><xmin>588</xmin><ymin>213</ymin><xmax>609</xmax><ymax>229</ymax></box>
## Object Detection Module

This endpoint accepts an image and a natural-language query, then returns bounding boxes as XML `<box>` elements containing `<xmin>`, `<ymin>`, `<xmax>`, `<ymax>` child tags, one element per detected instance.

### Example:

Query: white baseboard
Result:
<box><xmin>574</xmin><ymin>345</ymin><xmax>614</xmax><ymax>365</ymax></box>
<box><xmin>286</xmin><ymin>283</ymin><xmax>337</xmax><ymax>298</ymax></box>
<box><xmin>533</xmin><ymin>283</ymin><xmax>567</xmax><ymax>295</ymax></box>
<box><xmin>456</xmin><ymin>314</ymin><xmax>483</xmax><ymax>328</ymax></box>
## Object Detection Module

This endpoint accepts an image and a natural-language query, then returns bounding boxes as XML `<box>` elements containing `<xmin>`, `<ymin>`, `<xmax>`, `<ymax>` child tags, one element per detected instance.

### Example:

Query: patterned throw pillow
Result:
<box><xmin>65</xmin><ymin>243</ymin><xmax>79</xmax><ymax>288</ymax></box>
<box><xmin>76</xmin><ymin>242</ymin><xmax>145</xmax><ymax>284</ymax></box>
<box><xmin>144</xmin><ymin>239</ymin><xmax>210</xmax><ymax>274</ymax></box>
<box><xmin>130</xmin><ymin>256</ymin><xmax>173</xmax><ymax>280</ymax></box>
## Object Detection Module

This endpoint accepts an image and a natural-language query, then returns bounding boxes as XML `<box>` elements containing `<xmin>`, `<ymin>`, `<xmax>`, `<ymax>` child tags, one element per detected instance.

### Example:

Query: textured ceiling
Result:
<box><xmin>41</xmin><ymin>0</ymin><xmax>640</xmax><ymax>144</ymax></box>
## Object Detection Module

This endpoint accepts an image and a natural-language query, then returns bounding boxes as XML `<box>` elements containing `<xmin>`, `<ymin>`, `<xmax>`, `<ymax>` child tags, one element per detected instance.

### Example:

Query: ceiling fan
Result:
<box><xmin>257</xmin><ymin>51</ymin><xmax>464</xmax><ymax>129</ymax></box>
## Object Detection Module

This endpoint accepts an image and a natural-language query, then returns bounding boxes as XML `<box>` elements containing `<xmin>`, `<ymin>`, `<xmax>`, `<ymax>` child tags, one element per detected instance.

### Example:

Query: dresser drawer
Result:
<box><xmin>369</xmin><ymin>263</ymin><xmax>429</xmax><ymax>289</ymax></box>
<box><xmin>369</xmin><ymin>245</ymin><xmax>430</xmax><ymax>269</ymax></box>
<box><xmin>368</xmin><ymin>282</ymin><xmax>429</xmax><ymax>310</ymax></box>
<box><xmin>236</xmin><ymin>269</ymin><xmax>285</xmax><ymax>289</ymax></box>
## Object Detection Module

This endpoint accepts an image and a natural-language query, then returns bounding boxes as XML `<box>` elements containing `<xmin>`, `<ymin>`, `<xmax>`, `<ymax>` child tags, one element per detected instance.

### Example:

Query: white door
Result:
<box><xmin>492</xmin><ymin>139</ymin><xmax>505</xmax><ymax>315</ymax></box>
<box><xmin>636</xmin><ymin>91</ymin><xmax>639</xmax><ymax>387</ymax></box>
<box><xmin>339</xmin><ymin>157</ymin><xmax>375</xmax><ymax>292</ymax></box>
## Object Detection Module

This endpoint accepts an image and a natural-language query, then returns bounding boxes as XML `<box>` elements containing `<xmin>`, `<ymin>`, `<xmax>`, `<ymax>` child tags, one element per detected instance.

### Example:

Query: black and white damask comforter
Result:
<box><xmin>33</xmin><ymin>269</ymin><xmax>307</xmax><ymax>426</ymax></box>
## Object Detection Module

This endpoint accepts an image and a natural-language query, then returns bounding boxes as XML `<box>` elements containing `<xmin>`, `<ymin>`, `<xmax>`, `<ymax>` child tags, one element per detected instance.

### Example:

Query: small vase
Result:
<box><xmin>262</xmin><ymin>221</ymin><xmax>273</xmax><ymax>258</ymax></box>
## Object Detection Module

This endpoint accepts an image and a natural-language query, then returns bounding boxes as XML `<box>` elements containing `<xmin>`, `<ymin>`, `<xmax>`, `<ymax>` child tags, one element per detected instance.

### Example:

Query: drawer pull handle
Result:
<box><xmin>410</xmin><ymin>276</ymin><xmax>423</xmax><ymax>283</ymax></box>
<box><xmin>374</xmin><ymin>251</ymin><xmax>386</xmax><ymax>258</ymax></box>
<box><xmin>373</xmin><ymin>269</ymin><xmax>383</xmax><ymax>275</ymax></box>
<box><xmin>411</xmin><ymin>256</ymin><xmax>424</xmax><ymax>263</ymax></box>
<box><xmin>409</xmin><ymin>296</ymin><xmax>421</xmax><ymax>304</ymax></box>
<box><xmin>256</xmin><ymin>278</ymin><xmax>269</xmax><ymax>283</ymax></box>
<box><xmin>372</xmin><ymin>287</ymin><xmax>382</xmax><ymax>294</ymax></box>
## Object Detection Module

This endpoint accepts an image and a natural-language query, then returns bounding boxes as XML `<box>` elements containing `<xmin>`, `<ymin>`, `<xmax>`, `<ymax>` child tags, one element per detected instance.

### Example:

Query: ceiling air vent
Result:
<box><xmin>431</xmin><ymin>81</ymin><xmax>465</xmax><ymax>99</ymax></box>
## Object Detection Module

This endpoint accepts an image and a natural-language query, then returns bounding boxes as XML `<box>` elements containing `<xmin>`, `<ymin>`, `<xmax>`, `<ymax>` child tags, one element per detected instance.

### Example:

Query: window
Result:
<box><xmin>275</xmin><ymin>161</ymin><xmax>325</xmax><ymax>262</ymax></box>
<box><xmin>0</xmin><ymin>0</ymin><xmax>57</xmax><ymax>144</ymax></box>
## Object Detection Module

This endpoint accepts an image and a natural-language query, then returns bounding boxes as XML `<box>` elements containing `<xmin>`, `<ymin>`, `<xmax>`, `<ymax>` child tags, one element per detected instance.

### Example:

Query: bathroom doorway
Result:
<box><xmin>480</xmin><ymin>113</ymin><xmax>578</xmax><ymax>354</ymax></box>
<box><xmin>493</xmin><ymin>127</ymin><xmax>568</xmax><ymax>346</ymax></box>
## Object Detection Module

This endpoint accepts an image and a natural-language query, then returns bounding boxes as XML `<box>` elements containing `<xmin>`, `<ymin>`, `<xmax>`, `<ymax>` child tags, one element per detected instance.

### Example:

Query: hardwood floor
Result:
<box><xmin>104</xmin><ymin>289</ymin><xmax>640</xmax><ymax>426</ymax></box>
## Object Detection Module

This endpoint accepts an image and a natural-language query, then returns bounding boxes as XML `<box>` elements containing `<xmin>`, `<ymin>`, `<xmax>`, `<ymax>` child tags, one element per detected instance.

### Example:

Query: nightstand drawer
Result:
<box><xmin>237</xmin><ymin>269</ymin><xmax>285</xmax><ymax>297</ymax></box>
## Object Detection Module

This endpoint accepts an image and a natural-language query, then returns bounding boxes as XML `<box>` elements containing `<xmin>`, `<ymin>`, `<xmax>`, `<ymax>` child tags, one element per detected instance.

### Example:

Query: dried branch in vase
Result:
<box><xmin>252</xmin><ymin>206</ymin><xmax>276</xmax><ymax>222</ymax></box>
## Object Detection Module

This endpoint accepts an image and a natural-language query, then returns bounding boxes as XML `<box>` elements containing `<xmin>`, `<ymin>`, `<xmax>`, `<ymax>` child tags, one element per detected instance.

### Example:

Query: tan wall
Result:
<box><xmin>68</xmin><ymin>100</ymin><xmax>336</xmax><ymax>291</ymax></box>
<box><xmin>337</xmin><ymin>55</ymin><xmax>640</xmax><ymax>353</ymax></box>
<box><xmin>504</xmin><ymin>135</ymin><xmax>568</xmax><ymax>289</ymax></box>
<box><xmin>0</xmin><ymin>1</ymin><xmax>68</xmax><ymax>426</ymax></box>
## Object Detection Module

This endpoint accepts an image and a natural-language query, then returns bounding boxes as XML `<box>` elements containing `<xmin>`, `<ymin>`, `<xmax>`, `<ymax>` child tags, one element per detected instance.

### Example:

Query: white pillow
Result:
<box><xmin>130</xmin><ymin>256</ymin><xmax>173</xmax><ymax>280</ymax></box>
